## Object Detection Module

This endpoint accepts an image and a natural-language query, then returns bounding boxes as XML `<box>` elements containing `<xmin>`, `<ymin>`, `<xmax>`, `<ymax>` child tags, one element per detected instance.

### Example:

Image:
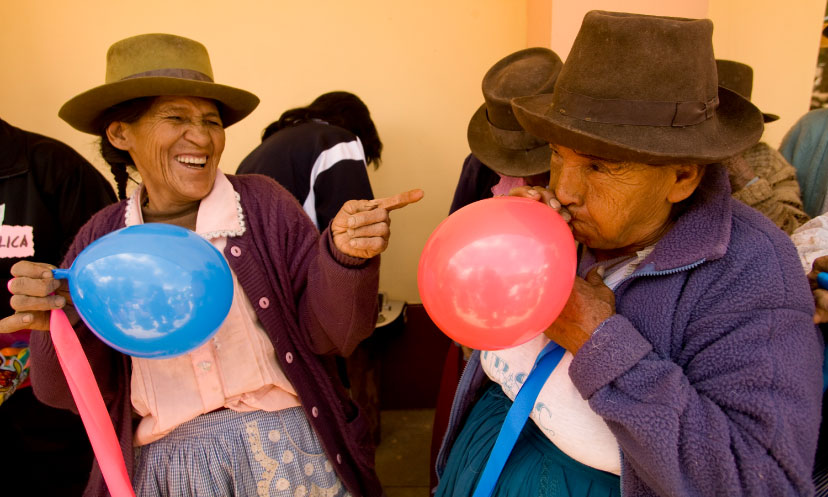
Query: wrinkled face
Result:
<box><xmin>115</xmin><ymin>96</ymin><xmax>225</xmax><ymax>210</ymax></box>
<box><xmin>550</xmin><ymin>145</ymin><xmax>690</xmax><ymax>259</ymax></box>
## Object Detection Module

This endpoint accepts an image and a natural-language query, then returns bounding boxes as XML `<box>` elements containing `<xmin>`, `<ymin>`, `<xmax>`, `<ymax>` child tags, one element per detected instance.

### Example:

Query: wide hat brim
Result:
<box><xmin>511</xmin><ymin>86</ymin><xmax>763</xmax><ymax>165</ymax></box>
<box><xmin>59</xmin><ymin>77</ymin><xmax>260</xmax><ymax>134</ymax></box>
<box><xmin>467</xmin><ymin>103</ymin><xmax>551</xmax><ymax>176</ymax></box>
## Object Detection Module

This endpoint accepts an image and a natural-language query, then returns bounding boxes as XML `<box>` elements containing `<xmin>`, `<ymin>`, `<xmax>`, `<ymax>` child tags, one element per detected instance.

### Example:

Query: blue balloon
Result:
<box><xmin>52</xmin><ymin>223</ymin><xmax>234</xmax><ymax>359</ymax></box>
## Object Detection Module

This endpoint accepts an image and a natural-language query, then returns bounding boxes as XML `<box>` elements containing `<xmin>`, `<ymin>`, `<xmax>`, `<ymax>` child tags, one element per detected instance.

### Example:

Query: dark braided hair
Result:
<box><xmin>93</xmin><ymin>97</ymin><xmax>155</xmax><ymax>199</ymax></box>
<box><xmin>262</xmin><ymin>91</ymin><xmax>383</xmax><ymax>168</ymax></box>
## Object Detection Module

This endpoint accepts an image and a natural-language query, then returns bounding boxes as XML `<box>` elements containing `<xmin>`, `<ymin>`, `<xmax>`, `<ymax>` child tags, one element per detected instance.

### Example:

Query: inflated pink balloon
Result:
<box><xmin>418</xmin><ymin>196</ymin><xmax>577</xmax><ymax>350</ymax></box>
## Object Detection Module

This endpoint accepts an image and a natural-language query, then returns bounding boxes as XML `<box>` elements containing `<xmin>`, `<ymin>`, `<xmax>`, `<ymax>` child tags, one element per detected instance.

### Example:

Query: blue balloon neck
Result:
<box><xmin>52</xmin><ymin>268</ymin><xmax>71</xmax><ymax>280</ymax></box>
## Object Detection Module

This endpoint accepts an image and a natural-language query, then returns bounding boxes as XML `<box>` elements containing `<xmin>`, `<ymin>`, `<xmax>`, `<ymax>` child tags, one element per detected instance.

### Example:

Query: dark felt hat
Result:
<box><xmin>715</xmin><ymin>59</ymin><xmax>779</xmax><ymax>123</ymax></box>
<box><xmin>467</xmin><ymin>47</ymin><xmax>563</xmax><ymax>176</ymax></box>
<box><xmin>59</xmin><ymin>33</ymin><xmax>259</xmax><ymax>134</ymax></box>
<box><xmin>511</xmin><ymin>11</ymin><xmax>764</xmax><ymax>165</ymax></box>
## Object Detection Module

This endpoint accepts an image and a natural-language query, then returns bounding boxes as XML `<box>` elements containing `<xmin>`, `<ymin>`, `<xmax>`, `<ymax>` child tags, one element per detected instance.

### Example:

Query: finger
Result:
<box><xmin>814</xmin><ymin>289</ymin><xmax>828</xmax><ymax>319</ymax></box>
<box><xmin>528</xmin><ymin>187</ymin><xmax>560</xmax><ymax>209</ymax></box>
<box><xmin>814</xmin><ymin>256</ymin><xmax>828</xmax><ymax>274</ymax></box>
<box><xmin>507</xmin><ymin>186</ymin><xmax>564</xmax><ymax>211</ymax></box>
<box><xmin>337</xmin><ymin>199</ymin><xmax>379</xmax><ymax>218</ymax></box>
<box><xmin>347</xmin><ymin>208</ymin><xmax>390</xmax><ymax>230</ymax></box>
<box><xmin>371</xmin><ymin>189</ymin><xmax>424</xmax><ymax>212</ymax></box>
<box><xmin>54</xmin><ymin>286</ymin><xmax>74</xmax><ymax>306</ymax></box>
<box><xmin>508</xmin><ymin>186</ymin><xmax>542</xmax><ymax>199</ymax></box>
<box><xmin>11</xmin><ymin>294</ymin><xmax>66</xmax><ymax>312</ymax></box>
<box><xmin>8</xmin><ymin>275</ymin><xmax>61</xmax><ymax>298</ymax></box>
<box><xmin>584</xmin><ymin>266</ymin><xmax>606</xmax><ymax>286</ymax></box>
<box><xmin>348</xmin><ymin>237</ymin><xmax>388</xmax><ymax>253</ymax></box>
<box><xmin>10</xmin><ymin>260</ymin><xmax>57</xmax><ymax>279</ymax></box>
<box><xmin>347</xmin><ymin>222</ymin><xmax>390</xmax><ymax>239</ymax></box>
<box><xmin>0</xmin><ymin>311</ymin><xmax>49</xmax><ymax>333</ymax></box>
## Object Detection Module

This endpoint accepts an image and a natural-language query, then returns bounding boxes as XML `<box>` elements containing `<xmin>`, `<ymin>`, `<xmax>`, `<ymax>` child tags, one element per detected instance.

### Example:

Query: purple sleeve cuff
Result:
<box><xmin>323</xmin><ymin>228</ymin><xmax>373</xmax><ymax>268</ymax></box>
<box><xmin>569</xmin><ymin>314</ymin><xmax>653</xmax><ymax>398</ymax></box>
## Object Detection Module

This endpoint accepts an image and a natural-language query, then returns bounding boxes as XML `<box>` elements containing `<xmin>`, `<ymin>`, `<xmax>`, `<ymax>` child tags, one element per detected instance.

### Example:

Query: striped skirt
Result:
<box><xmin>133</xmin><ymin>407</ymin><xmax>349</xmax><ymax>497</ymax></box>
<box><xmin>436</xmin><ymin>383</ymin><xmax>620</xmax><ymax>497</ymax></box>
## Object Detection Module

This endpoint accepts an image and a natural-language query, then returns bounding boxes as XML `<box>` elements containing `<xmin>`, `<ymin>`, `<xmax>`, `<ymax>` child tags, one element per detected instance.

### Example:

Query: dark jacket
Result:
<box><xmin>237</xmin><ymin>121</ymin><xmax>373</xmax><ymax>231</ymax></box>
<box><xmin>0</xmin><ymin>118</ymin><xmax>115</xmax><ymax>319</ymax></box>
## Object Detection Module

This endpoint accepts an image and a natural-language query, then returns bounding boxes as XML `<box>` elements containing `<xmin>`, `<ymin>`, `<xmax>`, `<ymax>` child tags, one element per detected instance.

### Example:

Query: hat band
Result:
<box><xmin>121</xmin><ymin>68</ymin><xmax>214</xmax><ymax>82</ymax></box>
<box><xmin>553</xmin><ymin>88</ymin><xmax>719</xmax><ymax>127</ymax></box>
<box><xmin>487</xmin><ymin>117</ymin><xmax>545</xmax><ymax>150</ymax></box>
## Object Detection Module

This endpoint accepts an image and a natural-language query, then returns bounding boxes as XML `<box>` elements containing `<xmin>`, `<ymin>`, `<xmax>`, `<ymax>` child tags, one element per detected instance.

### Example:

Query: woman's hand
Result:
<box><xmin>508</xmin><ymin>185</ymin><xmax>572</xmax><ymax>223</ymax></box>
<box><xmin>807</xmin><ymin>255</ymin><xmax>828</xmax><ymax>324</ymax></box>
<box><xmin>544</xmin><ymin>266</ymin><xmax>615</xmax><ymax>354</ymax></box>
<box><xmin>332</xmin><ymin>189</ymin><xmax>424</xmax><ymax>259</ymax></box>
<box><xmin>0</xmin><ymin>261</ymin><xmax>77</xmax><ymax>333</ymax></box>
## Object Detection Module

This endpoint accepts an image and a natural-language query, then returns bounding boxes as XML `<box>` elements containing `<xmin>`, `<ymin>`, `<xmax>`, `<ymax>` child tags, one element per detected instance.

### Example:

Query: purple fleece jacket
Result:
<box><xmin>437</xmin><ymin>164</ymin><xmax>823</xmax><ymax>496</ymax></box>
<box><xmin>29</xmin><ymin>174</ymin><xmax>384</xmax><ymax>497</ymax></box>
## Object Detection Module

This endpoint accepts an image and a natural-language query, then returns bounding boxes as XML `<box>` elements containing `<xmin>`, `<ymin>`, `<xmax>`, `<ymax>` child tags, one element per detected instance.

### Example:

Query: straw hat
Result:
<box><xmin>59</xmin><ymin>33</ymin><xmax>259</xmax><ymax>134</ymax></box>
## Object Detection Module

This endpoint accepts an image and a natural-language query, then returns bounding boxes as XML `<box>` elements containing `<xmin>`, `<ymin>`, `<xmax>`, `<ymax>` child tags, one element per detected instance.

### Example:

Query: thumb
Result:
<box><xmin>585</xmin><ymin>266</ymin><xmax>605</xmax><ymax>286</ymax></box>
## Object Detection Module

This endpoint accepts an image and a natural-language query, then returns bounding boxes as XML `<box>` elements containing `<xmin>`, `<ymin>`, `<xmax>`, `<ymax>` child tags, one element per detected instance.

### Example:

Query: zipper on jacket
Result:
<box><xmin>610</xmin><ymin>257</ymin><xmax>705</xmax><ymax>497</ymax></box>
<box><xmin>615</xmin><ymin>258</ymin><xmax>707</xmax><ymax>292</ymax></box>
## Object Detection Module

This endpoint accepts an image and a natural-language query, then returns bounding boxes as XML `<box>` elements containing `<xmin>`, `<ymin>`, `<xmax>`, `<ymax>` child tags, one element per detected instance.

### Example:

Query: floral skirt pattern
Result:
<box><xmin>134</xmin><ymin>407</ymin><xmax>349</xmax><ymax>497</ymax></box>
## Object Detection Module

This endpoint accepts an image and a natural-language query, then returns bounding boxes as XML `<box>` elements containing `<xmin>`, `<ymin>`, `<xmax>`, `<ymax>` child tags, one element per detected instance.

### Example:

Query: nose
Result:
<box><xmin>553</xmin><ymin>162</ymin><xmax>584</xmax><ymax>207</ymax></box>
<box><xmin>183</xmin><ymin>121</ymin><xmax>211</xmax><ymax>147</ymax></box>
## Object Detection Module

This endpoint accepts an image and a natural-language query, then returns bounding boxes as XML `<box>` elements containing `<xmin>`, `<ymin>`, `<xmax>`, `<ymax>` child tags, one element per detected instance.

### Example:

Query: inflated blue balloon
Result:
<box><xmin>52</xmin><ymin>223</ymin><xmax>234</xmax><ymax>359</ymax></box>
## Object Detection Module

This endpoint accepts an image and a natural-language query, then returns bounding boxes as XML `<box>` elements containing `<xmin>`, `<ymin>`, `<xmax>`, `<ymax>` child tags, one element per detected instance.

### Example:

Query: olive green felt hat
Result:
<box><xmin>511</xmin><ymin>11</ymin><xmax>764</xmax><ymax>165</ymax></box>
<box><xmin>59</xmin><ymin>33</ymin><xmax>259</xmax><ymax>134</ymax></box>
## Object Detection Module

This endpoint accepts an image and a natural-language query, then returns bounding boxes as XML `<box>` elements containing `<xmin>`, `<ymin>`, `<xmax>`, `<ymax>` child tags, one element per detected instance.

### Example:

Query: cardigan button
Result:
<box><xmin>311</xmin><ymin>406</ymin><xmax>319</xmax><ymax>418</ymax></box>
<box><xmin>285</xmin><ymin>352</ymin><xmax>294</xmax><ymax>364</ymax></box>
<box><xmin>336</xmin><ymin>453</ymin><xmax>342</xmax><ymax>464</ymax></box>
<box><xmin>258</xmin><ymin>297</ymin><xmax>270</xmax><ymax>309</ymax></box>
<box><xmin>230</xmin><ymin>246</ymin><xmax>242</xmax><ymax>257</ymax></box>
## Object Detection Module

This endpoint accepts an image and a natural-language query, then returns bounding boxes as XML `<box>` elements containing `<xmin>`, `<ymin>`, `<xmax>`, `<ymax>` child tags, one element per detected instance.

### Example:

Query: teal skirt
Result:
<box><xmin>436</xmin><ymin>383</ymin><xmax>620</xmax><ymax>497</ymax></box>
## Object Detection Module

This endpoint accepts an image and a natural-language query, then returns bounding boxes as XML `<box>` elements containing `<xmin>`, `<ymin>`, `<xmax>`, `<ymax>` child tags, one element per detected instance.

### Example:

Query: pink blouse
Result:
<box><xmin>127</xmin><ymin>173</ymin><xmax>300</xmax><ymax>446</ymax></box>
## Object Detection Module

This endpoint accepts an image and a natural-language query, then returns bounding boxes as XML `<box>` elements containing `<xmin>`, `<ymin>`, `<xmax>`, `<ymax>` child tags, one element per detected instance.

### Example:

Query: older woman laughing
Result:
<box><xmin>2</xmin><ymin>33</ymin><xmax>420</xmax><ymax>497</ymax></box>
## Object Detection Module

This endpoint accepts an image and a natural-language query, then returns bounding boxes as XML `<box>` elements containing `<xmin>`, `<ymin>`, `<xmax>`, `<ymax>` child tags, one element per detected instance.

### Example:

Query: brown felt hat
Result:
<box><xmin>511</xmin><ymin>11</ymin><xmax>764</xmax><ymax>165</ymax></box>
<box><xmin>467</xmin><ymin>47</ymin><xmax>562</xmax><ymax>176</ymax></box>
<box><xmin>59</xmin><ymin>33</ymin><xmax>259</xmax><ymax>134</ymax></box>
<box><xmin>715</xmin><ymin>59</ymin><xmax>779</xmax><ymax>123</ymax></box>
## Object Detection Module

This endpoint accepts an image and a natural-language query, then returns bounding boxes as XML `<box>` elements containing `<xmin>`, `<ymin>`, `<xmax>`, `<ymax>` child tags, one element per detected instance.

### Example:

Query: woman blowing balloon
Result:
<box><xmin>435</xmin><ymin>11</ymin><xmax>822</xmax><ymax>497</ymax></box>
<box><xmin>0</xmin><ymin>33</ymin><xmax>421</xmax><ymax>497</ymax></box>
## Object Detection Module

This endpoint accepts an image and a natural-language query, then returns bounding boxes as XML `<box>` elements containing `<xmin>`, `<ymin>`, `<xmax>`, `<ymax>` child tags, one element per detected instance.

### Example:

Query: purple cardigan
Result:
<box><xmin>437</xmin><ymin>165</ymin><xmax>823</xmax><ymax>496</ymax></box>
<box><xmin>29</xmin><ymin>174</ymin><xmax>384</xmax><ymax>496</ymax></box>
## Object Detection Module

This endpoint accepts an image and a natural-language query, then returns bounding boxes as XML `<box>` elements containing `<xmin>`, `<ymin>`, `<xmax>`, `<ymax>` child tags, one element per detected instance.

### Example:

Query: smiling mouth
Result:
<box><xmin>175</xmin><ymin>155</ymin><xmax>207</xmax><ymax>168</ymax></box>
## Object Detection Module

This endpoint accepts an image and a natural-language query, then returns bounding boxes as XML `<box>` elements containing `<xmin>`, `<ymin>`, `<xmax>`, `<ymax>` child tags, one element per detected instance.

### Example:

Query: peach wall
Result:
<box><xmin>708</xmin><ymin>0</ymin><xmax>825</xmax><ymax>146</ymax></box>
<box><xmin>0</xmin><ymin>0</ymin><xmax>527</xmax><ymax>304</ymax></box>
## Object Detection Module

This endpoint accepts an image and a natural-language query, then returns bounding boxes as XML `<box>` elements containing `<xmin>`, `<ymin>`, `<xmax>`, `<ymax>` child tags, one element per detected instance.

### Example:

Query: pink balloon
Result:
<box><xmin>50</xmin><ymin>309</ymin><xmax>136</xmax><ymax>496</ymax></box>
<box><xmin>418</xmin><ymin>196</ymin><xmax>577</xmax><ymax>350</ymax></box>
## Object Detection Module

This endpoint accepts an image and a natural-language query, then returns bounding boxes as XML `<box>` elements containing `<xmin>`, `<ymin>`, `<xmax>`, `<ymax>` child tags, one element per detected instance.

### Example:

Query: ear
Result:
<box><xmin>666</xmin><ymin>164</ymin><xmax>705</xmax><ymax>204</ymax></box>
<box><xmin>106</xmin><ymin>121</ymin><xmax>132</xmax><ymax>152</ymax></box>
